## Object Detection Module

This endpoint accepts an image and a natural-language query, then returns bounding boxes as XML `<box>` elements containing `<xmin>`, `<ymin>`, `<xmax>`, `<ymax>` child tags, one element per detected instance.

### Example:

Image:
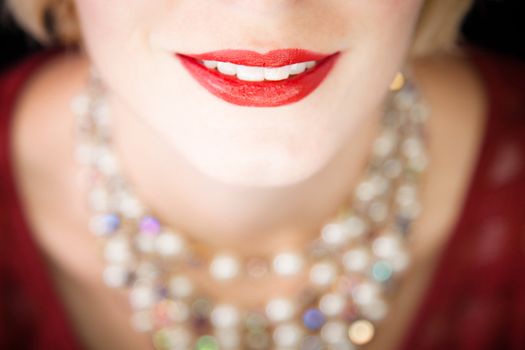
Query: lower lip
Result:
<box><xmin>176</xmin><ymin>53</ymin><xmax>340</xmax><ymax>107</ymax></box>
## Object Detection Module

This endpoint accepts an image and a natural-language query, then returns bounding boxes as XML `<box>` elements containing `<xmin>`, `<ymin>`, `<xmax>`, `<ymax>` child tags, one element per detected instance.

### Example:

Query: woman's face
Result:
<box><xmin>74</xmin><ymin>0</ymin><xmax>424</xmax><ymax>187</ymax></box>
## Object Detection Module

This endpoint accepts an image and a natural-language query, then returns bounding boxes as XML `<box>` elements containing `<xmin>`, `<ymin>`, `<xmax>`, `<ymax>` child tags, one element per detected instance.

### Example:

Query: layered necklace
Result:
<box><xmin>72</xmin><ymin>71</ymin><xmax>429</xmax><ymax>350</ymax></box>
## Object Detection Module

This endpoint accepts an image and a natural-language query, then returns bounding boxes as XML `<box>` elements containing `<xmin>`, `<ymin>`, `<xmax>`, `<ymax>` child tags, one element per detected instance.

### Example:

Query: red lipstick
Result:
<box><xmin>176</xmin><ymin>49</ymin><xmax>340</xmax><ymax>107</ymax></box>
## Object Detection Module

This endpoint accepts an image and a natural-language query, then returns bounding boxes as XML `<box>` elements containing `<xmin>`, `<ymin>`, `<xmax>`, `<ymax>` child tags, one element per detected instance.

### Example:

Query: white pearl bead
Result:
<box><xmin>373</xmin><ymin>130</ymin><xmax>397</xmax><ymax>158</ymax></box>
<box><xmin>396</xmin><ymin>183</ymin><xmax>417</xmax><ymax>207</ymax></box>
<box><xmin>70</xmin><ymin>94</ymin><xmax>90</xmax><ymax>115</ymax></box>
<box><xmin>131</xmin><ymin>310</ymin><xmax>153</xmax><ymax>332</ymax></box>
<box><xmin>319</xmin><ymin>293</ymin><xmax>346</xmax><ymax>317</ymax></box>
<box><xmin>372</xmin><ymin>234</ymin><xmax>401</xmax><ymax>259</ymax></box>
<box><xmin>97</xmin><ymin>149</ymin><xmax>118</xmax><ymax>175</ymax></box>
<box><xmin>215</xmin><ymin>328</ymin><xmax>241</xmax><ymax>349</ymax></box>
<box><xmin>343</xmin><ymin>215</ymin><xmax>367</xmax><ymax>239</ymax></box>
<box><xmin>356</xmin><ymin>181</ymin><xmax>376</xmax><ymax>202</ymax></box>
<box><xmin>119</xmin><ymin>194</ymin><xmax>143</xmax><ymax>218</ymax></box>
<box><xmin>135</xmin><ymin>234</ymin><xmax>156</xmax><ymax>253</ymax></box>
<box><xmin>272</xmin><ymin>252</ymin><xmax>304</xmax><ymax>276</ymax></box>
<box><xmin>155</xmin><ymin>231</ymin><xmax>185</xmax><ymax>257</ymax></box>
<box><xmin>369</xmin><ymin>175</ymin><xmax>389</xmax><ymax>196</ymax></box>
<box><xmin>320</xmin><ymin>321</ymin><xmax>347</xmax><ymax>344</ymax></box>
<box><xmin>210</xmin><ymin>254</ymin><xmax>240</xmax><ymax>280</ymax></box>
<box><xmin>402</xmin><ymin>137</ymin><xmax>423</xmax><ymax>159</ymax></box>
<box><xmin>135</xmin><ymin>263</ymin><xmax>160</xmax><ymax>282</ymax></box>
<box><xmin>342</xmin><ymin>247</ymin><xmax>370</xmax><ymax>272</ymax></box>
<box><xmin>88</xmin><ymin>187</ymin><xmax>109</xmax><ymax>212</ymax></box>
<box><xmin>265</xmin><ymin>298</ymin><xmax>295</xmax><ymax>322</ymax></box>
<box><xmin>129</xmin><ymin>284</ymin><xmax>155</xmax><ymax>310</ymax></box>
<box><xmin>330</xmin><ymin>341</ymin><xmax>356</xmax><ymax>350</ymax></box>
<box><xmin>154</xmin><ymin>327</ymin><xmax>192</xmax><ymax>349</ymax></box>
<box><xmin>390</xmin><ymin>250</ymin><xmax>410</xmax><ymax>272</ymax></box>
<box><xmin>409</xmin><ymin>153</ymin><xmax>429</xmax><ymax>172</ymax></box>
<box><xmin>211</xmin><ymin>304</ymin><xmax>241</xmax><ymax>328</ymax></box>
<box><xmin>168</xmin><ymin>275</ymin><xmax>194</xmax><ymax>299</ymax></box>
<box><xmin>352</xmin><ymin>282</ymin><xmax>380</xmax><ymax>306</ymax></box>
<box><xmin>102</xmin><ymin>264</ymin><xmax>129</xmax><ymax>288</ymax></box>
<box><xmin>104</xmin><ymin>237</ymin><xmax>132</xmax><ymax>264</ymax></box>
<box><xmin>368</xmin><ymin>201</ymin><xmax>388</xmax><ymax>223</ymax></box>
<box><xmin>168</xmin><ymin>301</ymin><xmax>190</xmax><ymax>322</ymax></box>
<box><xmin>273</xmin><ymin>323</ymin><xmax>302</xmax><ymax>347</ymax></box>
<box><xmin>360</xmin><ymin>298</ymin><xmax>388</xmax><ymax>321</ymax></box>
<box><xmin>309</xmin><ymin>261</ymin><xmax>337</xmax><ymax>286</ymax></box>
<box><xmin>321</xmin><ymin>223</ymin><xmax>350</xmax><ymax>246</ymax></box>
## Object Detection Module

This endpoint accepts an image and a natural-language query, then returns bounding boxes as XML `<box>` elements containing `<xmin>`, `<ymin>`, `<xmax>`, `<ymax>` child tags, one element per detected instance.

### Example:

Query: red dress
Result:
<box><xmin>1</xmin><ymin>48</ymin><xmax>524</xmax><ymax>350</ymax></box>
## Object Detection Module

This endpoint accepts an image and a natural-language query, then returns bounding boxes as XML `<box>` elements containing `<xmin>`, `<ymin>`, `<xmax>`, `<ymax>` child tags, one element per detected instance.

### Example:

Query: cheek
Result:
<box><xmin>73</xmin><ymin>0</ymin><xmax>159</xmax><ymax>60</ymax></box>
<box><xmin>352</xmin><ymin>0</ymin><xmax>424</xmax><ymax>43</ymax></box>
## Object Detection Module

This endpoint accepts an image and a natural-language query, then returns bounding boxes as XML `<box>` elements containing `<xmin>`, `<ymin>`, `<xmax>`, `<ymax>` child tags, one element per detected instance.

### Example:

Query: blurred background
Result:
<box><xmin>1</xmin><ymin>0</ymin><xmax>524</xmax><ymax>72</ymax></box>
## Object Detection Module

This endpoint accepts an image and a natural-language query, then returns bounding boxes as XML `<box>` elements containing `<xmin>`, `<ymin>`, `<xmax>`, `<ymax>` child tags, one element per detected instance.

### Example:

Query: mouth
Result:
<box><xmin>175</xmin><ymin>49</ymin><xmax>340</xmax><ymax>107</ymax></box>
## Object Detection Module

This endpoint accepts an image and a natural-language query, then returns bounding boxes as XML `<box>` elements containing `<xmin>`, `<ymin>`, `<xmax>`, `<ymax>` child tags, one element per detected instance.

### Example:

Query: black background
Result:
<box><xmin>1</xmin><ymin>0</ymin><xmax>525</xmax><ymax>73</ymax></box>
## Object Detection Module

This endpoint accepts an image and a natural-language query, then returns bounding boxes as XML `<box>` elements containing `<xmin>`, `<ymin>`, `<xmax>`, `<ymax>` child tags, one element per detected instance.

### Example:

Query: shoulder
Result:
<box><xmin>3</xmin><ymin>49</ymin><xmax>89</xmax><ymax>188</ymax></box>
<box><xmin>410</xmin><ymin>45</ymin><xmax>525</xmax><ymax>167</ymax></box>
<box><xmin>0</xmin><ymin>48</ymin><xmax>90</xmax><ymax>244</ymax></box>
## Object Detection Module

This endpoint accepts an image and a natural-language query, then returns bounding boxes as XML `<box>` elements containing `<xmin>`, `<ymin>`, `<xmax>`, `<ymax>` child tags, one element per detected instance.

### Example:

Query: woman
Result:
<box><xmin>1</xmin><ymin>0</ymin><xmax>524</xmax><ymax>349</ymax></box>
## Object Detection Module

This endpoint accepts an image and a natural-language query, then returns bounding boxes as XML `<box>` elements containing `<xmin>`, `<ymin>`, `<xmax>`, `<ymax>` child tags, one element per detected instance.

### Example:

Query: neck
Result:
<box><xmin>109</xmin><ymin>96</ymin><xmax>383</xmax><ymax>257</ymax></box>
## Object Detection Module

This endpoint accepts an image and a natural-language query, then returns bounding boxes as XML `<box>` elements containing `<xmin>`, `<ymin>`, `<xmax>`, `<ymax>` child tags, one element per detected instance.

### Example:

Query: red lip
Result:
<box><xmin>176</xmin><ymin>49</ymin><xmax>340</xmax><ymax>107</ymax></box>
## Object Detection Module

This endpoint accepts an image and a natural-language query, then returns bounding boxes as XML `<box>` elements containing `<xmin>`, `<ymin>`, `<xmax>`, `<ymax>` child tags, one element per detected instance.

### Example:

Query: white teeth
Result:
<box><xmin>203</xmin><ymin>60</ymin><xmax>218</xmax><ymax>69</ymax></box>
<box><xmin>264</xmin><ymin>66</ymin><xmax>291</xmax><ymax>81</ymax></box>
<box><xmin>217</xmin><ymin>61</ymin><xmax>237</xmax><ymax>75</ymax></box>
<box><xmin>236</xmin><ymin>65</ymin><xmax>265</xmax><ymax>81</ymax></box>
<box><xmin>201</xmin><ymin>60</ymin><xmax>318</xmax><ymax>81</ymax></box>
<box><xmin>289</xmin><ymin>62</ymin><xmax>307</xmax><ymax>75</ymax></box>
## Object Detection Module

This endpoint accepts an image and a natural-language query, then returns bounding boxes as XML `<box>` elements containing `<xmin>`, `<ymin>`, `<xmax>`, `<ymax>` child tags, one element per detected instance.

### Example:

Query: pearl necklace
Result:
<box><xmin>72</xmin><ymin>72</ymin><xmax>429</xmax><ymax>350</ymax></box>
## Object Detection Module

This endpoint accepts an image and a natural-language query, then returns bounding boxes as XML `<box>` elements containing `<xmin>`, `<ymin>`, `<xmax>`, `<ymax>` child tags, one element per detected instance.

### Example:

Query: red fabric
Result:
<box><xmin>1</xmin><ymin>48</ymin><xmax>524</xmax><ymax>350</ymax></box>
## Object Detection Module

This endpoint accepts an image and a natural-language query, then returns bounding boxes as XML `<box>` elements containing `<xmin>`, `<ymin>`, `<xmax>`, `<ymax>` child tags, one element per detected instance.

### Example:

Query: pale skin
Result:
<box><xmin>9</xmin><ymin>0</ymin><xmax>486</xmax><ymax>349</ymax></box>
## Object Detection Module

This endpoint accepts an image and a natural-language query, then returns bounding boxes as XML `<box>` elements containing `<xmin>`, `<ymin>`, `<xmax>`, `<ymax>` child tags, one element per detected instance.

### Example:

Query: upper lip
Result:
<box><xmin>177</xmin><ymin>49</ymin><xmax>334</xmax><ymax>67</ymax></box>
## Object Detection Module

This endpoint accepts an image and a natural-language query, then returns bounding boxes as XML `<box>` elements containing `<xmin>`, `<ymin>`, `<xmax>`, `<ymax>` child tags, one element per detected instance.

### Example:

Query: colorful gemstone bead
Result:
<box><xmin>140</xmin><ymin>216</ymin><xmax>161</xmax><ymax>235</ymax></box>
<box><xmin>302</xmin><ymin>308</ymin><xmax>325</xmax><ymax>330</ymax></box>
<box><xmin>371</xmin><ymin>260</ymin><xmax>393</xmax><ymax>283</ymax></box>
<box><xmin>196</xmin><ymin>335</ymin><xmax>219</xmax><ymax>350</ymax></box>
<box><xmin>90</xmin><ymin>213</ymin><xmax>120</xmax><ymax>236</ymax></box>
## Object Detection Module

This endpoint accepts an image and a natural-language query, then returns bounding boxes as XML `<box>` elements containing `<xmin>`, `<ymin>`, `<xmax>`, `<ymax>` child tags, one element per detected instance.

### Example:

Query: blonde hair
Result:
<box><xmin>6</xmin><ymin>0</ymin><xmax>473</xmax><ymax>56</ymax></box>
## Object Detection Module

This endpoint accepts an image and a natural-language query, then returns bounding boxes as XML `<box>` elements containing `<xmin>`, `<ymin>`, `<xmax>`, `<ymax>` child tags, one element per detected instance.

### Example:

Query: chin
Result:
<box><xmin>178</xmin><ymin>141</ymin><xmax>336</xmax><ymax>188</ymax></box>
